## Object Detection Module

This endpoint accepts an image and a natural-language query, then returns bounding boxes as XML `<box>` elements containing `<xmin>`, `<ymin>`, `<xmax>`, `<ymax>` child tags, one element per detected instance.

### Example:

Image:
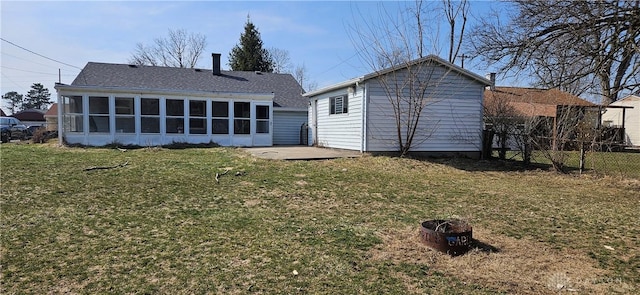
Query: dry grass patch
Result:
<box><xmin>370</xmin><ymin>226</ymin><xmax>635</xmax><ymax>294</ymax></box>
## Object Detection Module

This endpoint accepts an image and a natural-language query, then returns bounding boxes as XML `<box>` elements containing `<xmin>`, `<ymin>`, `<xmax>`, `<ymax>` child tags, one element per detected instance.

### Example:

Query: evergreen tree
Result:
<box><xmin>24</xmin><ymin>83</ymin><xmax>52</xmax><ymax>110</ymax></box>
<box><xmin>228</xmin><ymin>18</ymin><xmax>273</xmax><ymax>72</ymax></box>
<box><xmin>2</xmin><ymin>91</ymin><xmax>24</xmax><ymax>114</ymax></box>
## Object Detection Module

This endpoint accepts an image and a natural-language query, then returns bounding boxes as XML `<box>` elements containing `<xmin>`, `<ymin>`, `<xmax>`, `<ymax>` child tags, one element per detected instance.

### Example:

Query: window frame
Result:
<box><xmin>88</xmin><ymin>96</ymin><xmax>110</xmax><ymax>133</ymax></box>
<box><xmin>329</xmin><ymin>95</ymin><xmax>348</xmax><ymax>115</ymax></box>
<box><xmin>188</xmin><ymin>99</ymin><xmax>207</xmax><ymax>135</ymax></box>
<box><xmin>62</xmin><ymin>95</ymin><xmax>83</xmax><ymax>132</ymax></box>
<box><xmin>114</xmin><ymin>97</ymin><xmax>135</xmax><ymax>133</ymax></box>
<box><xmin>140</xmin><ymin>97</ymin><xmax>160</xmax><ymax>134</ymax></box>
<box><xmin>233</xmin><ymin>101</ymin><xmax>251</xmax><ymax>135</ymax></box>
<box><xmin>166</xmin><ymin>99</ymin><xmax>185</xmax><ymax>134</ymax></box>
<box><xmin>211</xmin><ymin>101</ymin><xmax>229</xmax><ymax>135</ymax></box>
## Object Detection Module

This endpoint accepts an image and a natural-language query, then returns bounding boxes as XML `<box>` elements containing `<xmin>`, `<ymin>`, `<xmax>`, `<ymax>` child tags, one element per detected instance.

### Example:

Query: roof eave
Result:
<box><xmin>55</xmin><ymin>83</ymin><xmax>275</xmax><ymax>100</ymax></box>
<box><xmin>303</xmin><ymin>77</ymin><xmax>364</xmax><ymax>97</ymax></box>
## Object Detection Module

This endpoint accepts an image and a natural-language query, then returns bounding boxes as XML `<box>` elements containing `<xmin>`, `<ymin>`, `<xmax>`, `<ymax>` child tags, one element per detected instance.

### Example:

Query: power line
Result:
<box><xmin>1</xmin><ymin>38</ymin><xmax>83</xmax><ymax>70</ymax></box>
<box><xmin>1</xmin><ymin>65</ymin><xmax>77</xmax><ymax>76</ymax></box>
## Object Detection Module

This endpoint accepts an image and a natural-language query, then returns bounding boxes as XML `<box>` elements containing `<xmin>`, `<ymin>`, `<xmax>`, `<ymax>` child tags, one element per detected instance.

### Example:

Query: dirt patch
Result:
<box><xmin>369</xmin><ymin>226</ymin><xmax>633</xmax><ymax>294</ymax></box>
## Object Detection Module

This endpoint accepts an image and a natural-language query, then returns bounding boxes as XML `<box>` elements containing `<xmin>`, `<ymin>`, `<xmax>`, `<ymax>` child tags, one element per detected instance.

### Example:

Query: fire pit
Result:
<box><xmin>420</xmin><ymin>219</ymin><xmax>473</xmax><ymax>256</ymax></box>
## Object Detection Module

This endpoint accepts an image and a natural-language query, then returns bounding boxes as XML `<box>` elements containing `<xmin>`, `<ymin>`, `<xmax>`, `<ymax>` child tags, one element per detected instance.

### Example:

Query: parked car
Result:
<box><xmin>1</xmin><ymin>117</ymin><xmax>29</xmax><ymax>143</ymax></box>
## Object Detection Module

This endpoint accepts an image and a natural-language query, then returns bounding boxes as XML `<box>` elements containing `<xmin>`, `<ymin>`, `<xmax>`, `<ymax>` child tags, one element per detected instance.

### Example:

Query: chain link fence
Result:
<box><xmin>484</xmin><ymin>129</ymin><xmax>640</xmax><ymax>179</ymax></box>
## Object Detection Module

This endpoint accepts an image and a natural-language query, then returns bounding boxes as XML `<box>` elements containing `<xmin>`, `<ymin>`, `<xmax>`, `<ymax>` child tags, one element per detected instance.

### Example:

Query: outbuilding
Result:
<box><xmin>304</xmin><ymin>55</ymin><xmax>490</xmax><ymax>158</ymax></box>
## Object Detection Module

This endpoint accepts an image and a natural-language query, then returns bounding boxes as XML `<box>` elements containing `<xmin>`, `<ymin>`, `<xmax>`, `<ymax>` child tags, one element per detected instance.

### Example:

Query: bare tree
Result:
<box><xmin>471</xmin><ymin>0</ymin><xmax>640</xmax><ymax>104</ymax></box>
<box><xmin>483</xmin><ymin>89</ymin><xmax>522</xmax><ymax>160</ymax></box>
<box><xmin>442</xmin><ymin>0</ymin><xmax>469</xmax><ymax>65</ymax></box>
<box><xmin>348</xmin><ymin>1</ymin><xmax>460</xmax><ymax>156</ymax></box>
<box><xmin>129</xmin><ymin>29</ymin><xmax>207</xmax><ymax>68</ymax></box>
<box><xmin>268</xmin><ymin>47</ymin><xmax>292</xmax><ymax>74</ymax></box>
<box><xmin>293</xmin><ymin>63</ymin><xmax>317</xmax><ymax>93</ymax></box>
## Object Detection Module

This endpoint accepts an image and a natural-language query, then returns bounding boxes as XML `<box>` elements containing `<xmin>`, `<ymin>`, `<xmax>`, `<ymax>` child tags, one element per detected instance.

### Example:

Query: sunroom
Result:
<box><xmin>54</xmin><ymin>84</ymin><xmax>274</xmax><ymax>147</ymax></box>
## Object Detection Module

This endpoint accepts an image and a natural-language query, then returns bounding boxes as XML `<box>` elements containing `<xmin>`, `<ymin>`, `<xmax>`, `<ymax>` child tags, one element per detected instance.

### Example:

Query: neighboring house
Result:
<box><xmin>304</xmin><ymin>55</ymin><xmax>491</xmax><ymax>157</ymax></box>
<box><xmin>54</xmin><ymin>54</ymin><xmax>307</xmax><ymax>147</ymax></box>
<box><xmin>44</xmin><ymin>103</ymin><xmax>58</xmax><ymax>131</ymax></box>
<box><xmin>601</xmin><ymin>94</ymin><xmax>639</xmax><ymax>147</ymax></box>
<box><xmin>483</xmin><ymin>86</ymin><xmax>597</xmax><ymax>150</ymax></box>
<box><xmin>11</xmin><ymin>109</ymin><xmax>46</xmax><ymax>127</ymax></box>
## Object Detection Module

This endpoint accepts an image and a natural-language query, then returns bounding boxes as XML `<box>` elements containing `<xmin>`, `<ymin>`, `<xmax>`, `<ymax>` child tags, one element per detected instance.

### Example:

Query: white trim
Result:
<box><xmin>55</xmin><ymin>84</ymin><xmax>275</xmax><ymax>101</ymax></box>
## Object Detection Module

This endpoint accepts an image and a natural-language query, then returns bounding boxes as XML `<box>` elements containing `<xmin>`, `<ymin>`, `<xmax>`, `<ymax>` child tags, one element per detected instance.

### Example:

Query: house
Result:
<box><xmin>601</xmin><ymin>94</ymin><xmax>639</xmax><ymax>147</ymax></box>
<box><xmin>304</xmin><ymin>55</ymin><xmax>491</xmax><ymax>158</ymax></box>
<box><xmin>0</xmin><ymin>108</ymin><xmax>6</xmax><ymax>117</ymax></box>
<box><xmin>44</xmin><ymin>103</ymin><xmax>58</xmax><ymax>131</ymax></box>
<box><xmin>11</xmin><ymin>109</ymin><xmax>46</xmax><ymax>127</ymax></box>
<box><xmin>483</xmin><ymin>86</ymin><xmax>597</xmax><ymax>151</ymax></box>
<box><xmin>54</xmin><ymin>54</ymin><xmax>307</xmax><ymax>147</ymax></box>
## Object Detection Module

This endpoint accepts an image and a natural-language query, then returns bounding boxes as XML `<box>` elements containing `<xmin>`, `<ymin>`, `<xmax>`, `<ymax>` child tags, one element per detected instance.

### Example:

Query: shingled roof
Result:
<box><xmin>484</xmin><ymin>87</ymin><xmax>596</xmax><ymax>117</ymax></box>
<box><xmin>70</xmin><ymin>62</ymin><xmax>307</xmax><ymax>109</ymax></box>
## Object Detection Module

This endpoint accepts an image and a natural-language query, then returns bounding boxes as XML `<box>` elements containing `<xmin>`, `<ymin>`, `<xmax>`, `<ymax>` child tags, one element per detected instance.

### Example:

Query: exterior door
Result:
<box><xmin>252</xmin><ymin>102</ymin><xmax>272</xmax><ymax>146</ymax></box>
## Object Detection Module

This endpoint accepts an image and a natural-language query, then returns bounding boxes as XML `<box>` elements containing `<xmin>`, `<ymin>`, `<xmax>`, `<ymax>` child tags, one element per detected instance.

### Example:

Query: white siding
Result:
<box><xmin>273</xmin><ymin>110</ymin><xmax>308</xmax><ymax>145</ymax></box>
<box><xmin>365</xmin><ymin>64</ymin><xmax>484</xmax><ymax>152</ymax></box>
<box><xmin>313</xmin><ymin>88</ymin><xmax>363</xmax><ymax>150</ymax></box>
<box><xmin>602</xmin><ymin>96</ymin><xmax>640</xmax><ymax>146</ymax></box>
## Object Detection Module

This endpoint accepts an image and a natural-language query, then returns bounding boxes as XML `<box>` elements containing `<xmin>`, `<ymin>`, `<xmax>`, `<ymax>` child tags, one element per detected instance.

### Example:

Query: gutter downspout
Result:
<box><xmin>361</xmin><ymin>82</ymin><xmax>368</xmax><ymax>152</ymax></box>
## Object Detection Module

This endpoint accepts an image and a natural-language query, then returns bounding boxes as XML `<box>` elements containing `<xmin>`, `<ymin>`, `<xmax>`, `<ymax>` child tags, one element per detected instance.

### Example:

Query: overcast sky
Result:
<box><xmin>1</xmin><ymin>0</ymin><xmax>513</xmax><ymax>112</ymax></box>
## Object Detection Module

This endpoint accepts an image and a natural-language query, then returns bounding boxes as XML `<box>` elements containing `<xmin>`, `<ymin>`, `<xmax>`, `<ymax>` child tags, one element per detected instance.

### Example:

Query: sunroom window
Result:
<box><xmin>62</xmin><ymin>95</ymin><xmax>83</xmax><ymax>132</ymax></box>
<box><xmin>115</xmin><ymin>97</ymin><xmax>135</xmax><ymax>133</ymax></box>
<box><xmin>234</xmin><ymin>102</ymin><xmax>250</xmax><ymax>134</ymax></box>
<box><xmin>166</xmin><ymin>99</ymin><xmax>184</xmax><ymax>134</ymax></box>
<box><xmin>141</xmin><ymin>98</ymin><xmax>160</xmax><ymax>133</ymax></box>
<box><xmin>189</xmin><ymin>100</ymin><xmax>206</xmax><ymax>134</ymax></box>
<box><xmin>89</xmin><ymin>96</ymin><xmax>109</xmax><ymax>133</ymax></box>
<box><xmin>212</xmin><ymin>101</ymin><xmax>229</xmax><ymax>134</ymax></box>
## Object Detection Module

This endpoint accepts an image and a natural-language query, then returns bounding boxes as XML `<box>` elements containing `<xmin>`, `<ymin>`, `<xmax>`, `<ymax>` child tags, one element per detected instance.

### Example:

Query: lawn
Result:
<box><xmin>1</xmin><ymin>143</ymin><xmax>638</xmax><ymax>294</ymax></box>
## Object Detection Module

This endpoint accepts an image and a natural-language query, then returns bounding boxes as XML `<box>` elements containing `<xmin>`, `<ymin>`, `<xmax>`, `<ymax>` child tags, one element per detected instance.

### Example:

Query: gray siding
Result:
<box><xmin>273</xmin><ymin>110</ymin><xmax>308</xmax><ymax>145</ymax></box>
<box><xmin>314</xmin><ymin>88</ymin><xmax>363</xmax><ymax>150</ymax></box>
<box><xmin>365</xmin><ymin>64</ymin><xmax>484</xmax><ymax>152</ymax></box>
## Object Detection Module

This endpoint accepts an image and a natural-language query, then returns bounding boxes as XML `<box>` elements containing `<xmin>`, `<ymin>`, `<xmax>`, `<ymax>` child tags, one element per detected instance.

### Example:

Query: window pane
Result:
<box><xmin>166</xmin><ymin>99</ymin><xmax>184</xmax><ymax>116</ymax></box>
<box><xmin>64</xmin><ymin>96</ymin><xmax>83</xmax><ymax>113</ymax></box>
<box><xmin>115</xmin><ymin>97</ymin><xmax>134</xmax><ymax>115</ymax></box>
<box><xmin>190</xmin><ymin>100</ymin><xmax>206</xmax><ymax>117</ymax></box>
<box><xmin>256</xmin><ymin>121</ymin><xmax>269</xmax><ymax>133</ymax></box>
<box><xmin>141</xmin><ymin>117</ymin><xmax>159</xmax><ymax>133</ymax></box>
<box><xmin>141</xmin><ymin>98</ymin><xmax>159</xmax><ymax>115</ymax></box>
<box><xmin>89</xmin><ymin>116</ymin><xmax>109</xmax><ymax>132</ymax></box>
<box><xmin>89</xmin><ymin>96</ymin><xmax>109</xmax><ymax>114</ymax></box>
<box><xmin>330</xmin><ymin>97</ymin><xmax>336</xmax><ymax>114</ymax></box>
<box><xmin>212</xmin><ymin>119</ymin><xmax>228</xmax><ymax>134</ymax></box>
<box><xmin>115</xmin><ymin>117</ymin><xmax>135</xmax><ymax>133</ymax></box>
<box><xmin>234</xmin><ymin>102</ymin><xmax>250</xmax><ymax>118</ymax></box>
<box><xmin>212</xmin><ymin>101</ymin><xmax>228</xmax><ymax>117</ymax></box>
<box><xmin>256</xmin><ymin>105</ymin><xmax>269</xmax><ymax>119</ymax></box>
<box><xmin>166</xmin><ymin>117</ymin><xmax>184</xmax><ymax>133</ymax></box>
<box><xmin>189</xmin><ymin>118</ymin><xmax>206</xmax><ymax>134</ymax></box>
<box><xmin>234</xmin><ymin>119</ymin><xmax>250</xmax><ymax>134</ymax></box>
<box><xmin>63</xmin><ymin>115</ymin><xmax>83</xmax><ymax>132</ymax></box>
<box><xmin>342</xmin><ymin>97</ymin><xmax>348</xmax><ymax>113</ymax></box>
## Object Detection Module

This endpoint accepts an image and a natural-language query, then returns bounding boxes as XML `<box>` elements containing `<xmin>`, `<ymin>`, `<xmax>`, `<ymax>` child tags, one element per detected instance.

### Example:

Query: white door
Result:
<box><xmin>252</xmin><ymin>102</ymin><xmax>272</xmax><ymax>146</ymax></box>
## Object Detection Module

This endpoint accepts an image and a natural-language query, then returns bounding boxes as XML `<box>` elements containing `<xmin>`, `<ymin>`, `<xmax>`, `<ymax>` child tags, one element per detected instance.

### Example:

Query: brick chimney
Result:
<box><xmin>212</xmin><ymin>53</ymin><xmax>221</xmax><ymax>75</ymax></box>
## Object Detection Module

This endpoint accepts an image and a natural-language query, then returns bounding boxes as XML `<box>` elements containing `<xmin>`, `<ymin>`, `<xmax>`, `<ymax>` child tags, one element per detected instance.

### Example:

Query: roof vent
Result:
<box><xmin>194</xmin><ymin>68</ymin><xmax>202</xmax><ymax>72</ymax></box>
<box><xmin>128</xmin><ymin>64</ymin><xmax>138</xmax><ymax>68</ymax></box>
<box><xmin>255</xmin><ymin>71</ymin><xmax>262</xmax><ymax>75</ymax></box>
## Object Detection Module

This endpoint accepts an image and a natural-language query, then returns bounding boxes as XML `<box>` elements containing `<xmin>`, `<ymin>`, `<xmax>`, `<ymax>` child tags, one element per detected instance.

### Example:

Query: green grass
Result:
<box><xmin>1</xmin><ymin>143</ymin><xmax>638</xmax><ymax>294</ymax></box>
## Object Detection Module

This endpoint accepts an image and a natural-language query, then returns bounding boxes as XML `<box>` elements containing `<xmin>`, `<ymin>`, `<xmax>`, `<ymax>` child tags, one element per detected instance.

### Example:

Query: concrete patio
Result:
<box><xmin>242</xmin><ymin>146</ymin><xmax>363</xmax><ymax>160</ymax></box>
